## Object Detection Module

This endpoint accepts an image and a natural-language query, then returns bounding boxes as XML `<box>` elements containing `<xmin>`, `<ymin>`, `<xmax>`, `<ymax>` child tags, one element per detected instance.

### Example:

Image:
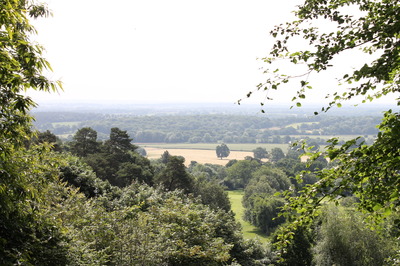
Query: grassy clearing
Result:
<box><xmin>140</xmin><ymin>143</ymin><xmax>289</xmax><ymax>152</ymax></box>
<box><xmin>228</xmin><ymin>190</ymin><xmax>269</xmax><ymax>244</ymax></box>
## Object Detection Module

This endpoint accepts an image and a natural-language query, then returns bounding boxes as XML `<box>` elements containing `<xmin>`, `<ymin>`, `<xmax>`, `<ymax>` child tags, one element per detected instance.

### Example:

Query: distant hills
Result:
<box><xmin>32</xmin><ymin>100</ymin><xmax>394</xmax><ymax>117</ymax></box>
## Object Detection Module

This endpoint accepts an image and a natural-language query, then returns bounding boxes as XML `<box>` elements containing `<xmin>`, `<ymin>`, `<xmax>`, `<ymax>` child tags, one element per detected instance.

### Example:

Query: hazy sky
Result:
<box><xmin>29</xmin><ymin>0</ymin><xmax>303</xmax><ymax>105</ymax></box>
<box><xmin>28</xmin><ymin>0</ymin><xmax>394</xmax><ymax>107</ymax></box>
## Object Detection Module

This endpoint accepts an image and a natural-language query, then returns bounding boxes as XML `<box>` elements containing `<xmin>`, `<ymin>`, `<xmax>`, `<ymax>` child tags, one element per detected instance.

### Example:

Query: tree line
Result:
<box><xmin>33</xmin><ymin>113</ymin><xmax>381</xmax><ymax>144</ymax></box>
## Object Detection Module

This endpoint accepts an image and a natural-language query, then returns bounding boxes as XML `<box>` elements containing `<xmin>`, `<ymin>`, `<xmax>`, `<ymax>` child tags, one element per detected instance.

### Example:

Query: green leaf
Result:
<box><xmin>372</xmin><ymin>203</ymin><xmax>382</xmax><ymax>211</ymax></box>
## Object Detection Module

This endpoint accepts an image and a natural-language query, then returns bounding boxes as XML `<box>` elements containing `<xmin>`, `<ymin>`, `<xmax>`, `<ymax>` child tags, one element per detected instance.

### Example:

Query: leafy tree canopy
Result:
<box><xmin>0</xmin><ymin>1</ymin><xmax>63</xmax><ymax>263</ymax></box>
<box><xmin>253</xmin><ymin>147</ymin><xmax>269</xmax><ymax>160</ymax></box>
<box><xmin>216</xmin><ymin>143</ymin><xmax>230</xmax><ymax>159</ymax></box>
<box><xmin>70</xmin><ymin>127</ymin><xmax>99</xmax><ymax>157</ymax></box>
<box><xmin>270</xmin><ymin>147</ymin><xmax>285</xmax><ymax>162</ymax></box>
<box><xmin>224</xmin><ymin>159</ymin><xmax>261</xmax><ymax>189</ymax></box>
<box><xmin>104</xmin><ymin>127</ymin><xmax>138</xmax><ymax>153</ymax></box>
<box><xmin>155</xmin><ymin>156</ymin><xmax>194</xmax><ymax>193</ymax></box>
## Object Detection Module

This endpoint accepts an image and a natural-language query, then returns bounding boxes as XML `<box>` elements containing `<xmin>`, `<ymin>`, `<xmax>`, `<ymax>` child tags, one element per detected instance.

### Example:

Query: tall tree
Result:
<box><xmin>243</xmin><ymin>166</ymin><xmax>290</xmax><ymax>233</ymax></box>
<box><xmin>247</xmin><ymin>0</ymin><xmax>400</xmax><ymax>256</ymax></box>
<box><xmin>160</xmin><ymin>150</ymin><xmax>171</xmax><ymax>164</ymax></box>
<box><xmin>104</xmin><ymin>127</ymin><xmax>137</xmax><ymax>154</ymax></box>
<box><xmin>70</xmin><ymin>127</ymin><xmax>99</xmax><ymax>157</ymax></box>
<box><xmin>216</xmin><ymin>143</ymin><xmax>230</xmax><ymax>159</ymax></box>
<box><xmin>155</xmin><ymin>156</ymin><xmax>194</xmax><ymax>193</ymax></box>
<box><xmin>0</xmin><ymin>2</ymin><xmax>60</xmax><ymax>150</ymax></box>
<box><xmin>0</xmin><ymin>1</ymin><xmax>64</xmax><ymax>263</ymax></box>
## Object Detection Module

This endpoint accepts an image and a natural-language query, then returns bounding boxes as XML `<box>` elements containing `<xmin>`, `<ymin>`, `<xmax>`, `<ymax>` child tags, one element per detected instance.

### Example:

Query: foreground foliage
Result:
<box><xmin>0</xmin><ymin>0</ymin><xmax>64</xmax><ymax>263</ymax></box>
<box><xmin>312</xmin><ymin>205</ymin><xmax>397</xmax><ymax>266</ymax></box>
<box><xmin>250</xmin><ymin>0</ymin><xmax>400</xmax><ymax>260</ymax></box>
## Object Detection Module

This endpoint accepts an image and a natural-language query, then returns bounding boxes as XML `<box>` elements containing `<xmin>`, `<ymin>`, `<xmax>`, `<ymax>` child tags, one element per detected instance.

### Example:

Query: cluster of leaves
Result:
<box><xmin>252</xmin><ymin>147</ymin><xmax>269</xmax><ymax>160</ymax></box>
<box><xmin>0</xmin><ymin>145</ymin><xmax>70</xmax><ymax>265</ymax></box>
<box><xmin>224</xmin><ymin>159</ymin><xmax>262</xmax><ymax>189</ymax></box>
<box><xmin>254</xmin><ymin>0</ymin><xmax>399</xmax><ymax>110</ymax></box>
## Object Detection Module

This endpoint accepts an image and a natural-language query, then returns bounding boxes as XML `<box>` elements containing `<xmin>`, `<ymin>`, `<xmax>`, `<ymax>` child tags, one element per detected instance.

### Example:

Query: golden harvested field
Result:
<box><xmin>145</xmin><ymin>147</ymin><xmax>253</xmax><ymax>166</ymax></box>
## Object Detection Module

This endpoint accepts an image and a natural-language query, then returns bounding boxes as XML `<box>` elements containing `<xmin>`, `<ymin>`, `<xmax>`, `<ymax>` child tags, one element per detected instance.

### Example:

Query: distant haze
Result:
<box><xmin>32</xmin><ymin>101</ymin><xmax>394</xmax><ymax>117</ymax></box>
<box><xmin>28</xmin><ymin>0</ymin><xmax>396</xmax><ymax>107</ymax></box>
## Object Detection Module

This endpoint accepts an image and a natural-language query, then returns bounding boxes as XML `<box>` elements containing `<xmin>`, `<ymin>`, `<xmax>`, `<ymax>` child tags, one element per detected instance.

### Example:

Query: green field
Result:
<box><xmin>140</xmin><ymin>143</ymin><xmax>289</xmax><ymax>152</ymax></box>
<box><xmin>227</xmin><ymin>190</ymin><xmax>269</xmax><ymax>244</ymax></box>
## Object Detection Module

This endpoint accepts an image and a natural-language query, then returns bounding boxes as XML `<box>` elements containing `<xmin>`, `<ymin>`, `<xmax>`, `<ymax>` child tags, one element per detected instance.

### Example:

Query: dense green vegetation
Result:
<box><xmin>2</xmin><ymin>0</ymin><xmax>399</xmax><ymax>265</ymax></box>
<box><xmin>15</xmin><ymin>126</ymin><xmax>399</xmax><ymax>265</ymax></box>
<box><xmin>5</xmin><ymin>129</ymin><xmax>274</xmax><ymax>264</ymax></box>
